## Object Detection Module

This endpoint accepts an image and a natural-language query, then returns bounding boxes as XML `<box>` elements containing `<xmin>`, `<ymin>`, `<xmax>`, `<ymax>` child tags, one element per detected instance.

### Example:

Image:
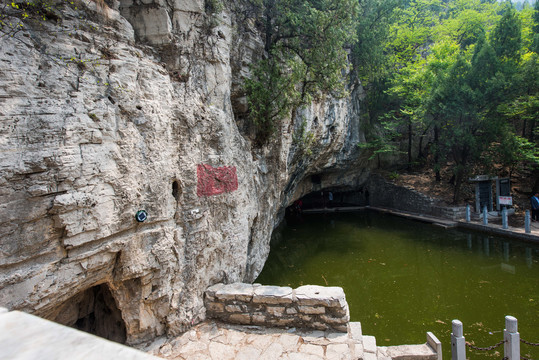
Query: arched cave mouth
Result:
<box><xmin>52</xmin><ymin>284</ymin><xmax>127</xmax><ymax>344</ymax></box>
<box><xmin>289</xmin><ymin>188</ymin><xmax>369</xmax><ymax>212</ymax></box>
<box><xmin>284</xmin><ymin>185</ymin><xmax>371</xmax><ymax>224</ymax></box>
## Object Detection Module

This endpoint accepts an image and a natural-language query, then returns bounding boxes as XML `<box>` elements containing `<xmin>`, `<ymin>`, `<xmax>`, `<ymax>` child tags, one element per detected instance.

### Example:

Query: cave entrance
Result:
<box><xmin>285</xmin><ymin>188</ymin><xmax>370</xmax><ymax>224</ymax></box>
<box><xmin>292</xmin><ymin>188</ymin><xmax>369</xmax><ymax>211</ymax></box>
<box><xmin>52</xmin><ymin>284</ymin><xmax>127</xmax><ymax>344</ymax></box>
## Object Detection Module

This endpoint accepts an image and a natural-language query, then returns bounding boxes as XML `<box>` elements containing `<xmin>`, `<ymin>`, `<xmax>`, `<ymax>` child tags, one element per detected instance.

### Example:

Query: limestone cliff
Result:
<box><xmin>0</xmin><ymin>0</ymin><xmax>370</xmax><ymax>343</ymax></box>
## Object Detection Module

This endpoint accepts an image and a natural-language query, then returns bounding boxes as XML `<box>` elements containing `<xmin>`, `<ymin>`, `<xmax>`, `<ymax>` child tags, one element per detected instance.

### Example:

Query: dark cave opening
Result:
<box><xmin>284</xmin><ymin>187</ymin><xmax>370</xmax><ymax>224</ymax></box>
<box><xmin>292</xmin><ymin>188</ymin><xmax>369</xmax><ymax>211</ymax></box>
<box><xmin>53</xmin><ymin>284</ymin><xmax>127</xmax><ymax>344</ymax></box>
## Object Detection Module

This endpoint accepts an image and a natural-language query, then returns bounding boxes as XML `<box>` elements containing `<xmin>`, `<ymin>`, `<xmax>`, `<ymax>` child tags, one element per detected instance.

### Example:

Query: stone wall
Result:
<box><xmin>204</xmin><ymin>283</ymin><xmax>349</xmax><ymax>332</ymax></box>
<box><xmin>367</xmin><ymin>174</ymin><xmax>466</xmax><ymax>220</ymax></box>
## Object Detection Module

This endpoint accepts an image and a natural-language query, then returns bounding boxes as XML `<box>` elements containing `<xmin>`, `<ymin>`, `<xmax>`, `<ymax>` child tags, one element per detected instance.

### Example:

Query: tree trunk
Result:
<box><xmin>434</xmin><ymin>125</ymin><xmax>441</xmax><ymax>182</ymax></box>
<box><xmin>452</xmin><ymin>148</ymin><xmax>469</xmax><ymax>204</ymax></box>
<box><xmin>408</xmin><ymin>118</ymin><xmax>412</xmax><ymax>169</ymax></box>
<box><xmin>533</xmin><ymin>169</ymin><xmax>539</xmax><ymax>194</ymax></box>
<box><xmin>453</xmin><ymin>170</ymin><xmax>464</xmax><ymax>204</ymax></box>
<box><xmin>264</xmin><ymin>1</ymin><xmax>274</xmax><ymax>53</ymax></box>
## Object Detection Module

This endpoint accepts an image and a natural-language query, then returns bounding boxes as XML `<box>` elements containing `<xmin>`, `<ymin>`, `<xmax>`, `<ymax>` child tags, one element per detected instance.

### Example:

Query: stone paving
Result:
<box><xmin>146</xmin><ymin>321</ymin><xmax>367</xmax><ymax>360</ymax></box>
<box><xmin>144</xmin><ymin>320</ymin><xmax>438</xmax><ymax>360</ymax></box>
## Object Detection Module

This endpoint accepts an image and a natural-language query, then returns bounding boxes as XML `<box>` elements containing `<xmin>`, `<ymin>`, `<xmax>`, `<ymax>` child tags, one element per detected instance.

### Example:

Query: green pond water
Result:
<box><xmin>256</xmin><ymin>211</ymin><xmax>539</xmax><ymax>359</ymax></box>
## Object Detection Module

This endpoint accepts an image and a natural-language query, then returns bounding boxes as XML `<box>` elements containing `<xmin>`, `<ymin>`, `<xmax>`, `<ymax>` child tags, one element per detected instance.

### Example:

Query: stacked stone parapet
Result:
<box><xmin>204</xmin><ymin>283</ymin><xmax>350</xmax><ymax>332</ymax></box>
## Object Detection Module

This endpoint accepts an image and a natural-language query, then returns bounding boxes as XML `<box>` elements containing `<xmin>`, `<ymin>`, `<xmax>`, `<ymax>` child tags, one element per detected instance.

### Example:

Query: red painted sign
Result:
<box><xmin>197</xmin><ymin>164</ymin><xmax>238</xmax><ymax>197</ymax></box>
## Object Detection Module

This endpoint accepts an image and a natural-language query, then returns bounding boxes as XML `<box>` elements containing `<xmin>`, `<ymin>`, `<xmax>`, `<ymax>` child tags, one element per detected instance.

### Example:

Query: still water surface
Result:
<box><xmin>256</xmin><ymin>211</ymin><xmax>539</xmax><ymax>359</ymax></box>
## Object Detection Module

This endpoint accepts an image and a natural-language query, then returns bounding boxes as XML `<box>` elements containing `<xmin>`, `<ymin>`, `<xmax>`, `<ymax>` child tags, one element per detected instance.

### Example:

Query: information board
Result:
<box><xmin>499</xmin><ymin>196</ymin><xmax>513</xmax><ymax>205</ymax></box>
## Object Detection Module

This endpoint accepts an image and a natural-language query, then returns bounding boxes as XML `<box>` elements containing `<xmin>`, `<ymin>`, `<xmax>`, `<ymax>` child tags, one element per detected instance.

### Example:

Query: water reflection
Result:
<box><xmin>257</xmin><ymin>211</ymin><xmax>539</xmax><ymax>360</ymax></box>
<box><xmin>503</xmin><ymin>241</ymin><xmax>510</xmax><ymax>262</ymax></box>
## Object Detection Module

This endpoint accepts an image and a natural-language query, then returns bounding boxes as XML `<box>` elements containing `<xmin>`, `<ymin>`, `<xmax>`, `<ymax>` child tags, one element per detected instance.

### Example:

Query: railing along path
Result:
<box><xmin>451</xmin><ymin>316</ymin><xmax>538</xmax><ymax>360</ymax></box>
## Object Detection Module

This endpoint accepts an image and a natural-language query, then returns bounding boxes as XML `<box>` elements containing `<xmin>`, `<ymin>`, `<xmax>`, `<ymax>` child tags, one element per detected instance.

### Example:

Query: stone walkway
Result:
<box><xmin>305</xmin><ymin>206</ymin><xmax>539</xmax><ymax>241</ymax></box>
<box><xmin>144</xmin><ymin>321</ymin><xmax>437</xmax><ymax>360</ymax></box>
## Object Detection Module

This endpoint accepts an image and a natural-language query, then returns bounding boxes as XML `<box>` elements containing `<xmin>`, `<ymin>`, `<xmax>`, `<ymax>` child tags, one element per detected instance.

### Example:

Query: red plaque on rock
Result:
<box><xmin>197</xmin><ymin>164</ymin><xmax>238</xmax><ymax>197</ymax></box>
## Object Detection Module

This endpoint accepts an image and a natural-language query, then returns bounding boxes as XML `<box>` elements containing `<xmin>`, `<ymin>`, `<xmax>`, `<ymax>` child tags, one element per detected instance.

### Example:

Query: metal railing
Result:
<box><xmin>451</xmin><ymin>316</ymin><xmax>538</xmax><ymax>360</ymax></box>
<box><xmin>465</xmin><ymin>204</ymin><xmax>534</xmax><ymax>234</ymax></box>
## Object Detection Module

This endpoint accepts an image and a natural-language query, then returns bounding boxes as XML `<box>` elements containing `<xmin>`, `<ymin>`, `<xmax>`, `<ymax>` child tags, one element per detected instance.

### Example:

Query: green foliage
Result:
<box><xmin>357</xmin><ymin>137</ymin><xmax>402</xmax><ymax>161</ymax></box>
<box><xmin>245</xmin><ymin>59</ymin><xmax>298</xmax><ymax>140</ymax></box>
<box><xmin>246</xmin><ymin>0</ymin><xmax>358</xmax><ymax>142</ymax></box>
<box><xmin>205</xmin><ymin>0</ymin><xmax>223</xmax><ymax>14</ymax></box>
<box><xmin>352</xmin><ymin>0</ymin><xmax>398</xmax><ymax>84</ymax></box>
<box><xmin>0</xmin><ymin>0</ymin><xmax>57</xmax><ymax>37</ymax></box>
<box><xmin>356</xmin><ymin>0</ymin><xmax>538</xmax><ymax>202</ymax></box>
<box><xmin>491</xmin><ymin>2</ymin><xmax>522</xmax><ymax>63</ymax></box>
<box><xmin>292</xmin><ymin>120</ymin><xmax>316</xmax><ymax>157</ymax></box>
<box><xmin>389</xmin><ymin>171</ymin><xmax>400</xmax><ymax>180</ymax></box>
<box><xmin>1</xmin><ymin>0</ymin><xmax>127</xmax><ymax>95</ymax></box>
<box><xmin>357</xmin><ymin>119</ymin><xmax>403</xmax><ymax>161</ymax></box>
<box><xmin>531</xmin><ymin>0</ymin><xmax>539</xmax><ymax>52</ymax></box>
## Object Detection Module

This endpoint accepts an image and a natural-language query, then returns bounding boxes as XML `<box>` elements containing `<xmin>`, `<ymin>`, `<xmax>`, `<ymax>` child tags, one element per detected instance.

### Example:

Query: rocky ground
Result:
<box><xmin>386</xmin><ymin>164</ymin><xmax>538</xmax><ymax>227</ymax></box>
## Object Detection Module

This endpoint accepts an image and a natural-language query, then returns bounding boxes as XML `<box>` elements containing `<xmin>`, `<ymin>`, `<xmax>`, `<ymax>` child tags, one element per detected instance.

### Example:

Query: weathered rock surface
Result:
<box><xmin>0</xmin><ymin>0</ymin><xmax>370</xmax><ymax>344</ymax></box>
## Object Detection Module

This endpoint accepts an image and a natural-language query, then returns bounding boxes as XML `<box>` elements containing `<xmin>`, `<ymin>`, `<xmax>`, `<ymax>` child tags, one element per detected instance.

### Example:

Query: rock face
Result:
<box><xmin>0</xmin><ymin>0</ymin><xmax>370</xmax><ymax>344</ymax></box>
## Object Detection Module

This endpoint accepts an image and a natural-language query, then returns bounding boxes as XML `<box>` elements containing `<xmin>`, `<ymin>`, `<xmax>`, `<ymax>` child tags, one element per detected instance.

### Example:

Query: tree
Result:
<box><xmin>424</xmin><ymin>35</ymin><xmax>507</xmax><ymax>203</ymax></box>
<box><xmin>531</xmin><ymin>0</ymin><xmax>539</xmax><ymax>52</ymax></box>
<box><xmin>350</xmin><ymin>0</ymin><xmax>398</xmax><ymax>127</ymax></box>
<box><xmin>352</xmin><ymin>0</ymin><xmax>398</xmax><ymax>86</ymax></box>
<box><xmin>422</xmin><ymin>40</ymin><xmax>461</xmax><ymax>181</ymax></box>
<box><xmin>491</xmin><ymin>1</ymin><xmax>522</xmax><ymax>64</ymax></box>
<box><xmin>428</xmin><ymin>56</ymin><xmax>481</xmax><ymax>202</ymax></box>
<box><xmin>246</xmin><ymin>0</ymin><xmax>358</xmax><ymax>142</ymax></box>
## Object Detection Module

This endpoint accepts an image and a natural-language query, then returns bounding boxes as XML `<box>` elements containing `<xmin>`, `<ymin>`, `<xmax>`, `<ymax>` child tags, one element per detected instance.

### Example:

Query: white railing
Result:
<box><xmin>451</xmin><ymin>316</ymin><xmax>539</xmax><ymax>360</ymax></box>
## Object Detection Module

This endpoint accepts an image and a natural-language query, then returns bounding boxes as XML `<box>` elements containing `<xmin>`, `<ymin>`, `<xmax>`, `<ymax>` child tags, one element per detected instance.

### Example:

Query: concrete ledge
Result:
<box><xmin>458</xmin><ymin>221</ymin><xmax>539</xmax><ymax>243</ymax></box>
<box><xmin>370</xmin><ymin>207</ymin><xmax>458</xmax><ymax>228</ymax></box>
<box><xmin>427</xmin><ymin>332</ymin><xmax>442</xmax><ymax>360</ymax></box>
<box><xmin>367</xmin><ymin>206</ymin><xmax>539</xmax><ymax>243</ymax></box>
<box><xmin>0</xmin><ymin>309</ymin><xmax>159</xmax><ymax>360</ymax></box>
<box><xmin>378</xmin><ymin>344</ymin><xmax>438</xmax><ymax>360</ymax></box>
<box><xmin>205</xmin><ymin>283</ymin><xmax>349</xmax><ymax>332</ymax></box>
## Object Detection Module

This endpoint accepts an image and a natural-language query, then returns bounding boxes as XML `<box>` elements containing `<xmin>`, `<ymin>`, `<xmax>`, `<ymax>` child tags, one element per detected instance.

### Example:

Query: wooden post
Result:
<box><xmin>451</xmin><ymin>320</ymin><xmax>466</xmax><ymax>360</ymax></box>
<box><xmin>466</xmin><ymin>205</ymin><xmax>471</xmax><ymax>222</ymax></box>
<box><xmin>504</xmin><ymin>316</ymin><xmax>520</xmax><ymax>360</ymax></box>
<box><xmin>483</xmin><ymin>206</ymin><xmax>488</xmax><ymax>225</ymax></box>
<box><xmin>502</xmin><ymin>208</ymin><xmax>508</xmax><ymax>229</ymax></box>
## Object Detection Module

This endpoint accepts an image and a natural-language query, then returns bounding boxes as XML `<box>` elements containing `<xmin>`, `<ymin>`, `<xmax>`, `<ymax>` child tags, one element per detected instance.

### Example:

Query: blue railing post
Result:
<box><xmin>466</xmin><ymin>204</ymin><xmax>471</xmax><ymax>222</ymax></box>
<box><xmin>483</xmin><ymin>206</ymin><xmax>488</xmax><ymax>225</ymax></box>
<box><xmin>525</xmin><ymin>210</ymin><xmax>531</xmax><ymax>233</ymax></box>
<box><xmin>504</xmin><ymin>316</ymin><xmax>520</xmax><ymax>360</ymax></box>
<box><xmin>502</xmin><ymin>207</ymin><xmax>508</xmax><ymax>229</ymax></box>
<box><xmin>451</xmin><ymin>320</ymin><xmax>466</xmax><ymax>360</ymax></box>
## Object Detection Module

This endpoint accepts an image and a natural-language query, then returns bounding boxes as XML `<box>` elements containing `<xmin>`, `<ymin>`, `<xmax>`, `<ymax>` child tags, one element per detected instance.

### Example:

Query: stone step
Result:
<box><xmin>363</xmin><ymin>335</ymin><xmax>377</xmax><ymax>354</ymax></box>
<box><xmin>348</xmin><ymin>325</ymin><xmax>441</xmax><ymax>360</ymax></box>
<box><xmin>377</xmin><ymin>344</ymin><xmax>438</xmax><ymax>360</ymax></box>
<box><xmin>348</xmin><ymin>322</ymin><xmax>364</xmax><ymax>360</ymax></box>
<box><xmin>349</xmin><ymin>322</ymin><xmax>363</xmax><ymax>342</ymax></box>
